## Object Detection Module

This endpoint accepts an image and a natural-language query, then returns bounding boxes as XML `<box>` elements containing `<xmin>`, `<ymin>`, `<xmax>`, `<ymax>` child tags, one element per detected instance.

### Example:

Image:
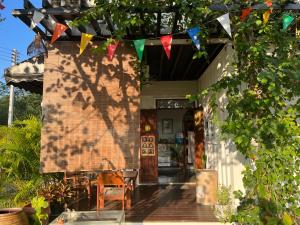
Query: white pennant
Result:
<box><xmin>30</xmin><ymin>10</ymin><xmax>45</xmax><ymax>29</ymax></box>
<box><xmin>217</xmin><ymin>13</ymin><xmax>232</xmax><ymax>38</ymax></box>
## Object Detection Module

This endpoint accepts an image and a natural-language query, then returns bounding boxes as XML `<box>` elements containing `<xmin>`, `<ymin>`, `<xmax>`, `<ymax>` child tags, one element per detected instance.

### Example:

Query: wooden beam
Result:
<box><xmin>24</xmin><ymin>0</ymin><xmax>35</xmax><ymax>9</ymax></box>
<box><xmin>158</xmin><ymin>49</ymin><xmax>164</xmax><ymax>80</ymax></box>
<box><xmin>104</xmin><ymin>15</ymin><xmax>115</xmax><ymax>33</ymax></box>
<box><xmin>19</xmin><ymin>15</ymin><xmax>48</xmax><ymax>40</ymax></box>
<box><xmin>172</xmin><ymin>11</ymin><xmax>179</xmax><ymax>33</ymax></box>
<box><xmin>145</xmin><ymin>38</ymin><xmax>230</xmax><ymax>46</ymax></box>
<box><xmin>182</xmin><ymin>58</ymin><xmax>193</xmax><ymax>80</ymax></box>
<box><xmin>170</xmin><ymin>46</ymin><xmax>183</xmax><ymax>80</ymax></box>
<box><xmin>140</xmin><ymin>13</ymin><xmax>146</xmax><ymax>35</ymax></box>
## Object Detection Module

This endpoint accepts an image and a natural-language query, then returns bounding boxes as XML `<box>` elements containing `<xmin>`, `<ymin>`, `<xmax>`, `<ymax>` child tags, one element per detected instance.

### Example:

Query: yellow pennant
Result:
<box><xmin>263</xmin><ymin>10</ymin><xmax>271</xmax><ymax>25</ymax></box>
<box><xmin>79</xmin><ymin>33</ymin><xmax>94</xmax><ymax>55</ymax></box>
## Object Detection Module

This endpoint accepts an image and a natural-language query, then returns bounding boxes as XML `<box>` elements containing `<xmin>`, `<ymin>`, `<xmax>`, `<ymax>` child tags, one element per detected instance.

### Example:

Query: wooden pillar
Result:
<box><xmin>194</xmin><ymin>108</ymin><xmax>205</xmax><ymax>169</ymax></box>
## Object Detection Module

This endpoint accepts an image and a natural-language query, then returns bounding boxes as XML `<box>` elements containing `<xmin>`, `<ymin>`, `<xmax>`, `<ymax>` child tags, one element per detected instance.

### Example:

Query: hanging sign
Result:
<box><xmin>160</xmin><ymin>35</ymin><xmax>172</xmax><ymax>59</ymax></box>
<box><xmin>187</xmin><ymin>26</ymin><xmax>201</xmax><ymax>50</ymax></box>
<box><xmin>79</xmin><ymin>33</ymin><xmax>94</xmax><ymax>55</ymax></box>
<box><xmin>51</xmin><ymin>23</ymin><xmax>68</xmax><ymax>44</ymax></box>
<box><xmin>141</xmin><ymin>135</ymin><xmax>155</xmax><ymax>156</ymax></box>
<box><xmin>107</xmin><ymin>41</ymin><xmax>119</xmax><ymax>60</ymax></box>
<box><xmin>30</xmin><ymin>10</ymin><xmax>45</xmax><ymax>29</ymax></box>
<box><xmin>134</xmin><ymin>39</ymin><xmax>146</xmax><ymax>61</ymax></box>
<box><xmin>217</xmin><ymin>13</ymin><xmax>232</xmax><ymax>37</ymax></box>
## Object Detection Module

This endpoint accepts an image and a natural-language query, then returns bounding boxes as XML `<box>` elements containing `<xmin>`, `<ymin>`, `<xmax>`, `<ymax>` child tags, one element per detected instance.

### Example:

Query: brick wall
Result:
<box><xmin>40</xmin><ymin>41</ymin><xmax>140</xmax><ymax>172</ymax></box>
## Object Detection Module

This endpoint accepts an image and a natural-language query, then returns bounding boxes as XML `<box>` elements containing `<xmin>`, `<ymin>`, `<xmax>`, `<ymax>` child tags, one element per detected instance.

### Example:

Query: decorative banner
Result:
<box><xmin>160</xmin><ymin>35</ymin><xmax>172</xmax><ymax>59</ymax></box>
<box><xmin>107</xmin><ymin>41</ymin><xmax>119</xmax><ymax>60</ymax></box>
<box><xmin>265</xmin><ymin>0</ymin><xmax>272</xmax><ymax>7</ymax></box>
<box><xmin>79</xmin><ymin>33</ymin><xmax>94</xmax><ymax>55</ymax></box>
<box><xmin>263</xmin><ymin>10</ymin><xmax>271</xmax><ymax>25</ymax></box>
<box><xmin>217</xmin><ymin>13</ymin><xmax>232</xmax><ymax>38</ymax></box>
<box><xmin>282</xmin><ymin>14</ymin><xmax>294</xmax><ymax>31</ymax></box>
<box><xmin>187</xmin><ymin>26</ymin><xmax>201</xmax><ymax>50</ymax></box>
<box><xmin>0</xmin><ymin>0</ymin><xmax>4</xmax><ymax>10</ymax></box>
<box><xmin>133</xmin><ymin>39</ymin><xmax>146</xmax><ymax>61</ymax></box>
<box><xmin>51</xmin><ymin>23</ymin><xmax>68</xmax><ymax>44</ymax></box>
<box><xmin>30</xmin><ymin>10</ymin><xmax>45</xmax><ymax>29</ymax></box>
<box><xmin>240</xmin><ymin>7</ymin><xmax>252</xmax><ymax>21</ymax></box>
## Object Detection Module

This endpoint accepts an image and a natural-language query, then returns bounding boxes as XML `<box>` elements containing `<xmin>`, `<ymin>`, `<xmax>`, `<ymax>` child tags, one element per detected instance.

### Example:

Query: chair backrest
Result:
<box><xmin>98</xmin><ymin>171</ymin><xmax>124</xmax><ymax>186</ymax></box>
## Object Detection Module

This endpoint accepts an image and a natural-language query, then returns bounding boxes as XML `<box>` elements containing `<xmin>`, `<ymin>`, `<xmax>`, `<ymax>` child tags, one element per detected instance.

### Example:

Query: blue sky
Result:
<box><xmin>0</xmin><ymin>0</ymin><xmax>42</xmax><ymax>81</ymax></box>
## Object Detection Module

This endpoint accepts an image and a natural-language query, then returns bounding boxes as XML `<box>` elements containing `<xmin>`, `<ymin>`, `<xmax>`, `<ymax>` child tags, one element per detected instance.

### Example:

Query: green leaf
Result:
<box><xmin>282</xmin><ymin>212</ymin><xmax>293</xmax><ymax>225</ymax></box>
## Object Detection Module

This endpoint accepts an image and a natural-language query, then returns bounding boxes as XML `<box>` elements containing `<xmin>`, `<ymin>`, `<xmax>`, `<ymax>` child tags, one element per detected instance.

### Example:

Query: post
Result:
<box><xmin>7</xmin><ymin>49</ymin><xmax>17</xmax><ymax>126</ymax></box>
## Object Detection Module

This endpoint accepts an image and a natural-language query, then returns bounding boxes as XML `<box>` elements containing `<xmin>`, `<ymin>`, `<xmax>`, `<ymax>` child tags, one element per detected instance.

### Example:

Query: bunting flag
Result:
<box><xmin>240</xmin><ymin>7</ymin><xmax>252</xmax><ymax>21</ymax></box>
<box><xmin>133</xmin><ymin>39</ymin><xmax>146</xmax><ymax>61</ymax></box>
<box><xmin>160</xmin><ymin>35</ymin><xmax>172</xmax><ymax>59</ymax></box>
<box><xmin>282</xmin><ymin>14</ymin><xmax>294</xmax><ymax>31</ymax></box>
<box><xmin>107</xmin><ymin>41</ymin><xmax>119</xmax><ymax>60</ymax></box>
<box><xmin>30</xmin><ymin>10</ymin><xmax>45</xmax><ymax>29</ymax></box>
<box><xmin>79</xmin><ymin>33</ymin><xmax>94</xmax><ymax>55</ymax></box>
<box><xmin>0</xmin><ymin>0</ymin><xmax>4</xmax><ymax>10</ymax></box>
<box><xmin>187</xmin><ymin>27</ymin><xmax>201</xmax><ymax>50</ymax></box>
<box><xmin>265</xmin><ymin>0</ymin><xmax>272</xmax><ymax>7</ymax></box>
<box><xmin>51</xmin><ymin>23</ymin><xmax>68</xmax><ymax>44</ymax></box>
<box><xmin>263</xmin><ymin>10</ymin><xmax>271</xmax><ymax>25</ymax></box>
<box><xmin>217</xmin><ymin>13</ymin><xmax>232</xmax><ymax>38</ymax></box>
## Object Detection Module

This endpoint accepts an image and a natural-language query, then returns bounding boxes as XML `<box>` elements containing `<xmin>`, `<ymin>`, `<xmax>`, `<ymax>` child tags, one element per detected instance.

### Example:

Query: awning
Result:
<box><xmin>4</xmin><ymin>54</ymin><xmax>44</xmax><ymax>94</ymax></box>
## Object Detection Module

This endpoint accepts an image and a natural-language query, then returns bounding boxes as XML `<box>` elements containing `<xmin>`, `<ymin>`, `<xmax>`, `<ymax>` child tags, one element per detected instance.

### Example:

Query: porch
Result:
<box><xmin>67</xmin><ymin>184</ymin><xmax>219</xmax><ymax>224</ymax></box>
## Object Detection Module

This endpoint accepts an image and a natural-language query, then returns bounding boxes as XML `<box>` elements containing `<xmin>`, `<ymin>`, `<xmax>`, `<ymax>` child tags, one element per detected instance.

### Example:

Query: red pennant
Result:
<box><xmin>0</xmin><ymin>3</ymin><xmax>5</xmax><ymax>10</ymax></box>
<box><xmin>160</xmin><ymin>35</ymin><xmax>172</xmax><ymax>59</ymax></box>
<box><xmin>265</xmin><ymin>0</ymin><xmax>272</xmax><ymax>7</ymax></box>
<box><xmin>107</xmin><ymin>41</ymin><xmax>119</xmax><ymax>60</ymax></box>
<box><xmin>51</xmin><ymin>23</ymin><xmax>68</xmax><ymax>44</ymax></box>
<box><xmin>240</xmin><ymin>7</ymin><xmax>253</xmax><ymax>22</ymax></box>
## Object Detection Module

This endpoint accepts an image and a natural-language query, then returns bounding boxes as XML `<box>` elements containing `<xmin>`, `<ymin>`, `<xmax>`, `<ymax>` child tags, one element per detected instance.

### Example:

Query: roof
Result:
<box><xmin>4</xmin><ymin>54</ymin><xmax>44</xmax><ymax>94</ymax></box>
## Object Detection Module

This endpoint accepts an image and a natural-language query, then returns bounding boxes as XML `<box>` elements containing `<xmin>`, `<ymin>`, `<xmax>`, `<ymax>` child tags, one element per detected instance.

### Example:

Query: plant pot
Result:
<box><xmin>0</xmin><ymin>208</ymin><xmax>29</xmax><ymax>225</ymax></box>
<box><xmin>195</xmin><ymin>169</ymin><xmax>218</xmax><ymax>205</ymax></box>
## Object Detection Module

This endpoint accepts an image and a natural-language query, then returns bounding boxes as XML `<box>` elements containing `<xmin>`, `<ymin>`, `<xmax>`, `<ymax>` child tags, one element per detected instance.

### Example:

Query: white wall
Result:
<box><xmin>141</xmin><ymin>81</ymin><xmax>198</xmax><ymax>109</ymax></box>
<box><xmin>198</xmin><ymin>44</ymin><xmax>246</xmax><ymax>198</ymax></box>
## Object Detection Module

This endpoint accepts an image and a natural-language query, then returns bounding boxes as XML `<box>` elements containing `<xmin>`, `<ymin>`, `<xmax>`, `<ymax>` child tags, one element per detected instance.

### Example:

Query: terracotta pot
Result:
<box><xmin>0</xmin><ymin>208</ymin><xmax>29</xmax><ymax>225</ymax></box>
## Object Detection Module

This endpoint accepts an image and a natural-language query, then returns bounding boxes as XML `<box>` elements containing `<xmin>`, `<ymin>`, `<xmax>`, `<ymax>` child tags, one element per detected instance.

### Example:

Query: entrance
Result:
<box><xmin>140</xmin><ymin>100</ymin><xmax>205</xmax><ymax>184</ymax></box>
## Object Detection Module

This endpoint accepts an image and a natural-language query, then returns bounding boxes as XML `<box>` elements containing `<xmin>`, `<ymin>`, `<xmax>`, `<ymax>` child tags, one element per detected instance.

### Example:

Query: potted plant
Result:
<box><xmin>214</xmin><ymin>185</ymin><xmax>234</xmax><ymax>223</ymax></box>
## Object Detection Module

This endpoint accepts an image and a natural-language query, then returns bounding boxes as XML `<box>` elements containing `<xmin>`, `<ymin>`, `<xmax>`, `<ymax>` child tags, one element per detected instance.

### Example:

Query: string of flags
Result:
<box><xmin>29</xmin><ymin>0</ymin><xmax>297</xmax><ymax>60</ymax></box>
<box><xmin>0</xmin><ymin>0</ymin><xmax>5</xmax><ymax>10</ymax></box>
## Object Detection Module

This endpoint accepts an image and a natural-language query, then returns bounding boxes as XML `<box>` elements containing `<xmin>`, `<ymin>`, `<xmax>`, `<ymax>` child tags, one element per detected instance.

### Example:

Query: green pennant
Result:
<box><xmin>134</xmin><ymin>39</ymin><xmax>146</xmax><ymax>61</ymax></box>
<box><xmin>282</xmin><ymin>14</ymin><xmax>294</xmax><ymax>31</ymax></box>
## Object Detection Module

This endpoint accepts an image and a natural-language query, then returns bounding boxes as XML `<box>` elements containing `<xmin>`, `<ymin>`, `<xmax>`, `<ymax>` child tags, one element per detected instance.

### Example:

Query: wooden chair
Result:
<box><xmin>96</xmin><ymin>171</ymin><xmax>132</xmax><ymax>210</ymax></box>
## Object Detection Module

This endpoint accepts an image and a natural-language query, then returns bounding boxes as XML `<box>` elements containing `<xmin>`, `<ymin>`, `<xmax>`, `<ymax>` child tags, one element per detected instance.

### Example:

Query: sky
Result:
<box><xmin>0</xmin><ymin>0</ymin><xmax>42</xmax><ymax>82</ymax></box>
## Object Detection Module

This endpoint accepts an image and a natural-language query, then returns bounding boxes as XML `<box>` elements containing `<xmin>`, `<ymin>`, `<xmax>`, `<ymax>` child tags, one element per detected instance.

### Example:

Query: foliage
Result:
<box><xmin>31</xmin><ymin>196</ymin><xmax>49</xmax><ymax>225</ymax></box>
<box><xmin>216</xmin><ymin>185</ymin><xmax>232</xmax><ymax>206</ymax></box>
<box><xmin>38</xmin><ymin>179</ymin><xmax>75</xmax><ymax>204</ymax></box>
<box><xmin>215</xmin><ymin>186</ymin><xmax>234</xmax><ymax>223</ymax></box>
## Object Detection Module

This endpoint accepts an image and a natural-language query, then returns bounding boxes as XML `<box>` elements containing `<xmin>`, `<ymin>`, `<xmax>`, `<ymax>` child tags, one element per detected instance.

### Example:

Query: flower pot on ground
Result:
<box><xmin>195</xmin><ymin>169</ymin><xmax>218</xmax><ymax>205</ymax></box>
<box><xmin>214</xmin><ymin>185</ymin><xmax>234</xmax><ymax>223</ymax></box>
<box><xmin>0</xmin><ymin>208</ymin><xmax>29</xmax><ymax>225</ymax></box>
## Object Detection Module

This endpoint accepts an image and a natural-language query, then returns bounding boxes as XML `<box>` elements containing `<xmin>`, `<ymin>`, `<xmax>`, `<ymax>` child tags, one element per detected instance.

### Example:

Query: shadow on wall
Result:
<box><xmin>40</xmin><ymin>42</ymin><xmax>140</xmax><ymax>172</ymax></box>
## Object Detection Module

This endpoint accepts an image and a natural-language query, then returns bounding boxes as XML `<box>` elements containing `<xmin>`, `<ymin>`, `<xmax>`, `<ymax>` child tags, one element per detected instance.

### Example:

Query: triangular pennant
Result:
<box><xmin>107</xmin><ymin>41</ymin><xmax>119</xmax><ymax>60</ymax></box>
<box><xmin>51</xmin><ymin>23</ymin><xmax>68</xmax><ymax>44</ymax></box>
<box><xmin>282</xmin><ymin>14</ymin><xmax>294</xmax><ymax>31</ymax></box>
<box><xmin>217</xmin><ymin>13</ymin><xmax>232</xmax><ymax>38</ymax></box>
<box><xmin>79</xmin><ymin>33</ymin><xmax>94</xmax><ymax>55</ymax></box>
<box><xmin>133</xmin><ymin>39</ymin><xmax>146</xmax><ymax>61</ymax></box>
<box><xmin>160</xmin><ymin>35</ymin><xmax>172</xmax><ymax>59</ymax></box>
<box><xmin>265</xmin><ymin>0</ymin><xmax>272</xmax><ymax>7</ymax></box>
<box><xmin>240</xmin><ymin>7</ymin><xmax>252</xmax><ymax>21</ymax></box>
<box><xmin>0</xmin><ymin>3</ymin><xmax>4</xmax><ymax>10</ymax></box>
<box><xmin>187</xmin><ymin>27</ymin><xmax>201</xmax><ymax>50</ymax></box>
<box><xmin>263</xmin><ymin>10</ymin><xmax>271</xmax><ymax>25</ymax></box>
<box><xmin>30</xmin><ymin>10</ymin><xmax>45</xmax><ymax>29</ymax></box>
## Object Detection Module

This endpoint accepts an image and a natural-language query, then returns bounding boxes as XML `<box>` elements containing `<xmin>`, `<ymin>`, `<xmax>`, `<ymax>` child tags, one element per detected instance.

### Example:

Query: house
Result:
<box><xmin>5</xmin><ymin>0</ymin><xmax>246</xmax><ymax>223</ymax></box>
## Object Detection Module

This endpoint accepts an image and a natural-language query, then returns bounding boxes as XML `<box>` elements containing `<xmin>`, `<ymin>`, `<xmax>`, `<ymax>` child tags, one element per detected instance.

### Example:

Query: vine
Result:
<box><xmin>74</xmin><ymin>1</ymin><xmax>300</xmax><ymax>224</ymax></box>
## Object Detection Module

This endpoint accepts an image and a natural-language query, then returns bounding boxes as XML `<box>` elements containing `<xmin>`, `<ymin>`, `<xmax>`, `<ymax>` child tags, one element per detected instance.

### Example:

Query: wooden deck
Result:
<box><xmin>68</xmin><ymin>184</ymin><xmax>218</xmax><ymax>223</ymax></box>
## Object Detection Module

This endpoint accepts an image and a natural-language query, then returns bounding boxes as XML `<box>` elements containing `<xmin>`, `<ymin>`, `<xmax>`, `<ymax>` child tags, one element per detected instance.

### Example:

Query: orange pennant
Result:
<box><xmin>160</xmin><ymin>35</ymin><xmax>173</xmax><ymax>59</ymax></box>
<box><xmin>51</xmin><ymin>23</ymin><xmax>68</xmax><ymax>44</ymax></box>
<box><xmin>240</xmin><ymin>7</ymin><xmax>252</xmax><ymax>22</ymax></box>
<box><xmin>265</xmin><ymin>0</ymin><xmax>272</xmax><ymax>7</ymax></box>
<box><xmin>107</xmin><ymin>41</ymin><xmax>119</xmax><ymax>60</ymax></box>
